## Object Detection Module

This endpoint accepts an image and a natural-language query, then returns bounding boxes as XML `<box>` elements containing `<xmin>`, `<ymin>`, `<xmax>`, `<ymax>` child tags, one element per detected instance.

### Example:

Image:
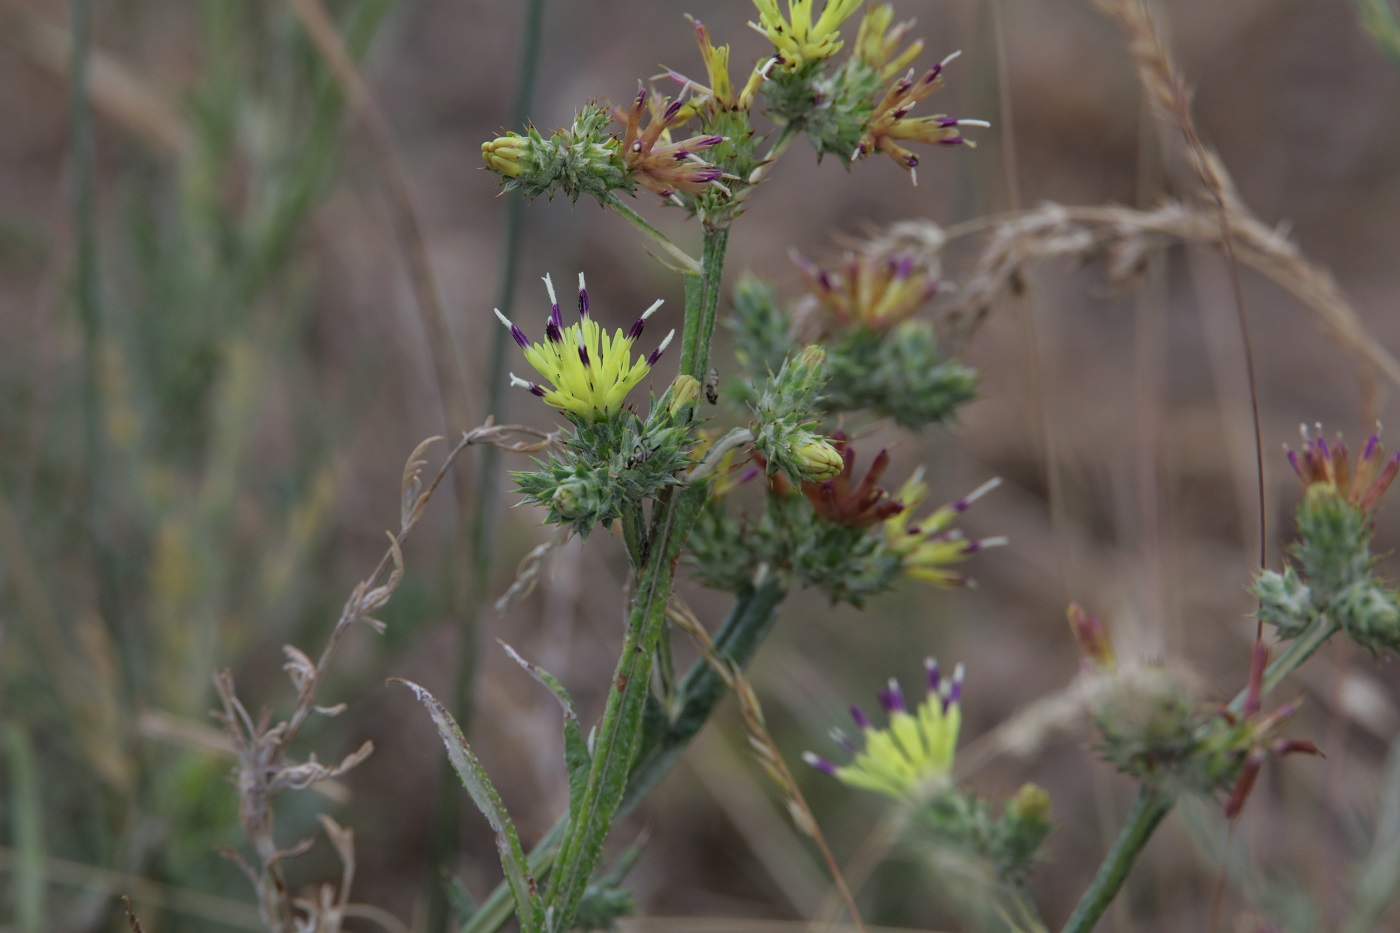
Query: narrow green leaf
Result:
<box><xmin>396</xmin><ymin>680</ymin><xmax>544</xmax><ymax>933</ymax></box>
<box><xmin>500</xmin><ymin>641</ymin><xmax>592</xmax><ymax>819</ymax></box>
<box><xmin>5</xmin><ymin>726</ymin><xmax>45</xmax><ymax>933</ymax></box>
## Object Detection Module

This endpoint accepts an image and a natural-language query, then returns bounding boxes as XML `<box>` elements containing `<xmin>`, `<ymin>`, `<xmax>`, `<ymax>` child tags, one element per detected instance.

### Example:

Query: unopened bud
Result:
<box><xmin>552</xmin><ymin>479</ymin><xmax>589</xmax><ymax>520</ymax></box>
<box><xmin>1006</xmin><ymin>782</ymin><xmax>1051</xmax><ymax>825</ymax></box>
<box><xmin>667</xmin><ymin>375</ymin><xmax>702</xmax><ymax>416</ymax></box>
<box><xmin>1067</xmin><ymin>602</ymin><xmax>1115</xmax><ymax>671</ymax></box>
<box><xmin>795</xmin><ymin>438</ymin><xmax>845</xmax><ymax>481</ymax></box>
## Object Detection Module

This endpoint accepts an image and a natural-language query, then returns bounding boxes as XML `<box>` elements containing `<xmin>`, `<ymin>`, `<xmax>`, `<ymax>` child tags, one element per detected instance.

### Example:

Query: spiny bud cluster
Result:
<box><xmin>1254</xmin><ymin>427</ymin><xmax>1400</xmax><ymax>654</ymax></box>
<box><xmin>483</xmin><ymin>105</ymin><xmax>633</xmax><ymax>204</ymax></box>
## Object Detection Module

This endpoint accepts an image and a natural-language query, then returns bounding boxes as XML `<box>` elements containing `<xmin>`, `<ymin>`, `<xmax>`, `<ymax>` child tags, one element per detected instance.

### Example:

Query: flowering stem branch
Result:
<box><xmin>1061</xmin><ymin>615</ymin><xmax>1338</xmax><ymax>933</ymax></box>
<box><xmin>605</xmin><ymin>193</ymin><xmax>702</xmax><ymax>274</ymax></box>
<box><xmin>543</xmin><ymin>223</ymin><xmax>731</xmax><ymax>931</ymax></box>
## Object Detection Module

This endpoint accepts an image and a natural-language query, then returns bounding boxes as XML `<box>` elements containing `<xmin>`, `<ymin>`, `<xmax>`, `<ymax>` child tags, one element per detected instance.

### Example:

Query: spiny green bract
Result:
<box><xmin>688</xmin><ymin>492</ymin><xmax>904</xmax><ymax>606</ymax></box>
<box><xmin>513</xmin><ymin>403</ymin><xmax>693</xmax><ymax>537</ymax></box>
<box><xmin>1254</xmin><ymin>485</ymin><xmax>1400</xmax><ymax>654</ymax></box>
<box><xmin>802</xmin><ymin>59</ymin><xmax>884</xmax><ymax>163</ymax></box>
<box><xmin>690</xmin><ymin>108</ymin><xmax>763</xmax><ymax>224</ymax></box>
<box><xmin>728</xmin><ymin>277</ymin><xmax>796</xmax><ymax>397</ymax></box>
<box><xmin>749</xmin><ymin>345</ymin><xmax>837</xmax><ymax>484</ymax></box>
<box><xmin>821</xmin><ymin>323</ymin><xmax>978</xmax><ymax>429</ymax></box>
<box><xmin>915</xmin><ymin>786</ymin><xmax>1054</xmax><ymax>888</ymax></box>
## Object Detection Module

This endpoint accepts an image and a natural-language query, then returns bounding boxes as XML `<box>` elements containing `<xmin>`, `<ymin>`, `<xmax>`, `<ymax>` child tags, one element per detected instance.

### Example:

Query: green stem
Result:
<box><xmin>1059</xmin><ymin>789</ymin><xmax>1172</xmax><ymax>933</ymax></box>
<box><xmin>461</xmin><ymin>579</ymin><xmax>786</xmax><ymax>933</ymax></box>
<box><xmin>1356</xmin><ymin>0</ymin><xmax>1400</xmax><ymax>70</ymax></box>
<box><xmin>1061</xmin><ymin>615</ymin><xmax>1338</xmax><ymax>933</ymax></box>
<box><xmin>678</xmin><ymin>226</ymin><xmax>731</xmax><ymax>383</ymax></box>
<box><xmin>605</xmin><ymin>193</ymin><xmax>702</xmax><ymax>274</ymax></box>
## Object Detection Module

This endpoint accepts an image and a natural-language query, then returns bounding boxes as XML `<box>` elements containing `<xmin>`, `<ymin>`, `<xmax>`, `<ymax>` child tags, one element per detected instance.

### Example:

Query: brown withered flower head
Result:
<box><xmin>855</xmin><ymin>54</ymin><xmax>989</xmax><ymax>184</ymax></box>
<box><xmin>1287</xmin><ymin>424</ymin><xmax>1400</xmax><ymax>515</ymax></box>
<box><xmin>616</xmin><ymin>87</ymin><xmax>728</xmax><ymax>198</ymax></box>
<box><xmin>800</xmin><ymin>432</ymin><xmax>906</xmax><ymax>528</ymax></box>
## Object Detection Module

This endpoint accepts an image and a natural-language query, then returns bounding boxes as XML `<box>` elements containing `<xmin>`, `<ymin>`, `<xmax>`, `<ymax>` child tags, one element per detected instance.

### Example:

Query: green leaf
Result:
<box><xmin>395</xmin><ymin>680</ymin><xmax>544</xmax><ymax>933</ymax></box>
<box><xmin>500</xmin><ymin>641</ymin><xmax>592</xmax><ymax>821</ymax></box>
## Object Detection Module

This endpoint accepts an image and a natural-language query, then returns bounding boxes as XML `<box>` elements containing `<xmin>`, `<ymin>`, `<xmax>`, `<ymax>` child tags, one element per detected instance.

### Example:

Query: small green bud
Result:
<box><xmin>1005</xmin><ymin>783</ymin><xmax>1051</xmax><ymax>826</ymax></box>
<box><xmin>552</xmin><ymin>479</ymin><xmax>590</xmax><ymax>521</ymax></box>
<box><xmin>794</xmin><ymin>437</ymin><xmax>845</xmax><ymax>481</ymax></box>
<box><xmin>794</xmin><ymin>344</ymin><xmax>828</xmax><ymax>376</ymax></box>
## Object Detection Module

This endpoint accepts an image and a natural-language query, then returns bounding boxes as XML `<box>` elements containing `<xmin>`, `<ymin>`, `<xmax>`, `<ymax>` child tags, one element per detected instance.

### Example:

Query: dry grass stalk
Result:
<box><xmin>942</xmin><ymin>200</ymin><xmax>1400</xmax><ymax>389</ymax></box>
<box><xmin>669</xmin><ymin>601</ymin><xmax>870</xmax><ymax>933</ymax></box>
<box><xmin>215</xmin><ymin>423</ymin><xmax>555</xmax><ymax>933</ymax></box>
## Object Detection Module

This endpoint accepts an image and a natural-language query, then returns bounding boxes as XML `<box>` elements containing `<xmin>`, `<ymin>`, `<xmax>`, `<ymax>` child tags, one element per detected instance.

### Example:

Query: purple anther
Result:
<box><xmin>893</xmin><ymin>107</ymin><xmax>910</xmax><ymax>119</ymax></box>
<box><xmin>674</xmin><ymin>150</ymin><xmax>692</xmax><ymax>162</ymax></box>
<box><xmin>938</xmin><ymin>117</ymin><xmax>960</xmax><ymax>127</ymax></box>
<box><xmin>925</xmin><ymin>658</ymin><xmax>941</xmax><ymax>694</ymax></box>
<box><xmin>905</xmin><ymin>154</ymin><xmax>920</xmax><ymax>167</ymax></box>
<box><xmin>849</xmin><ymin>704</ymin><xmax>872</xmax><ymax>730</ymax></box>
<box><xmin>1365</xmin><ymin>434</ymin><xmax>1380</xmax><ymax>461</ymax></box>
<box><xmin>578</xmin><ymin>342</ymin><xmax>591</xmax><ymax>366</ymax></box>
<box><xmin>528</xmin><ymin>384</ymin><xmax>546</xmax><ymax>398</ymax></box>
<box><xmin>701</xmin><ymin>135</ymin><xmax>725</xmax><ymax>147</ymax></box>
<box><xmin>924</xmin><ymin>65</ymin><xmax>943</xmax><ymax>83</ymax></box>
<box><xmin>657</xmin><ymin>188</ymin><xmax>675</xmax><ymax>198</ymax></box>
<box><xmin>509</xmin><ymin>324</ymin><xmax>529</xmax><ymax>349</ymax></box>
<box><xmin>1317</xmin><ymin>436</ymin><xmax>1330</xmax><ymax>460</ymax></box>
<box><xmin>804</xmin><ymin>752</ymin><xmax>839</xmax><ymax>775</ymax></box>
<box><xmin>878</xmin><ymin>679</ymin><xmax>906</xmax><ymax>714</ymax></box>
<box><xmin>546</xmin><ymin>321</ymin><xmax>563</xmax><ymax>344</ymax></box>
<box><xmin>938</xmin><ymin>136</ymin><xmax>965</xmax><ymax>146</ymax></box>
<box><xmin>634</xmin><ymin>87</ymin><xmax>648</xmax><ymax>107</ymax></box>
<box><xmin>646</xmin><ymin>345</ymin><xmax>666</xmax><ymax>366</ymax></box>
<box><xmin>551</xmin><ymin>301</ymin><xmax>564</xmax><ymax>330</ymax></box>
<box><xmin>962</xmin><ymin>540</ymin><xmax>984</xmax><ymax>554</ymax></box>
<box><xmin>627</xmin><ymin>316</ymin><xmax>647</xmax><ymax>341</ymax></box>
<box><xmin>896</xmin><ymin>78</ymin><xmax>914</xmax><ymax>94</ymax></box>
<box><xmin>895</xmin><ymin>256</ymin><xmax>914</xmax><ymax>279</ymax></box>
<box><xmin>817</xmin><ymin>269</ymin><xmax>834</xmax><ymax>291</ymax></box>
<box><xmin>1286</xmin><ymin>448</ymin><xmax>1301</xmax><ymax>477</ymax></box>
<box><xmin>663</xmin><ymin>99</ymin><xmax>685</xmax><ymax>122</ymax></box>
<box><xmin>578</xmin><ymin>291</ymin><xmax>589</xmax><ymax>319</ymax></box>
<box><xmin>693</xmin><ymin>168</ymin><xmax>723</xmax><ymax>182</ymax></box>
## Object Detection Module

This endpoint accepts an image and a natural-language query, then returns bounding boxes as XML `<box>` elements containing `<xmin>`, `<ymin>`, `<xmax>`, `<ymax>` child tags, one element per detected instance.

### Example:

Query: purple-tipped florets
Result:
<box><xmin>878</xmin><ymin>678</ymin><xmax>906</xmax><ymax>714</ymax></box>
<box><xmin>850</xmin><ymin>704</ymin><xmax>871</xmax><ymax>730</ymax></box>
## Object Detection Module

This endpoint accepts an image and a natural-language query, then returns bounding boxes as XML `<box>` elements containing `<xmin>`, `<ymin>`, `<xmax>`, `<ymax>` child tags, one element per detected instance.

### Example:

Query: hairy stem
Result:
<box><xmin>605</xmin><ymin>193</ymin><xmax>702</xmax><ymax>274</ymax></box>
<box><xmin>461</xmin><ymin>578</ymin><xmax>787</xmax><ymax>933</ymax></box>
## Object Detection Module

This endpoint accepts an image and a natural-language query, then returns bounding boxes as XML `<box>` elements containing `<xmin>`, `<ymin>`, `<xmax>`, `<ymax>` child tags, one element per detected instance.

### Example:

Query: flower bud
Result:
<box><xmin>794</xmin><ymin>437</ymin><xmax>845</xmax><ymax>481</ymax></box>
<box><xmin>667</xmin><ymin>374</ymin><xmax>702</xmax><ymax>416</ymax></box>
<box><xmin>551</xmin><ymin>479</ymin><xmax>590</xmax><ymax>521</ymax></box>
<box><xmin>1005</xmin><ymin>782</ymin><xmax>1051</xmax><ymax>826</ymax></box>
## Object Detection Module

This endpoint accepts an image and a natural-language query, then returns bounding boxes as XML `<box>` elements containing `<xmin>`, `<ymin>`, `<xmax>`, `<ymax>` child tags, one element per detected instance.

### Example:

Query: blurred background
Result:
<box><xmin>3</xmin><ymin>0</ymin><xmax>1400</xmax><ymax>930</ymax></box>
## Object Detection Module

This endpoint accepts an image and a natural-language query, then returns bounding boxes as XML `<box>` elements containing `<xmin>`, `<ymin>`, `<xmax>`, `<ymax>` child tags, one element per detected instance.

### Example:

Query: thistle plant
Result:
<box><xmin>158</xmin><ymin>3</ymin><xmax>1400</xmax><ymax>933</ymax></box>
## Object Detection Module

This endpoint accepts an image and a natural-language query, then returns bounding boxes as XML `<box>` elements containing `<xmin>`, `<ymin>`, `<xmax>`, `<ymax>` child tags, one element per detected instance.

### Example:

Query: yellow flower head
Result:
<box><xmin>883</xmin><ymin>470</ymin><xmax>1005</xmax><ymax>587</ymax></box>
<box><xmin>749</xmin><ymin>0</ymin><xmax>865</xmax><ymax>70</ymax></box>
<box><xmin>805</xmin><ymin>658</ymin><xmax>964</xmax><ymax>800</ymax></box>
<box><xmin>854</xmin><ymin>3</ymin><xmax>924</xmax><ymax>80</ymax></box>
<box><xmin>855</xmin><ymin>54</ymin><xmax>990</xmax><ymax>183</ymax></box>
<box><xmin>496</xmin><ymin>273</ymin><xmax>674</xmax><ymax>421</ymax></box>
<box><xmin>795</xmin><ymin>250</ymin><xmax>938</xmax><ymax>329</ymax></box>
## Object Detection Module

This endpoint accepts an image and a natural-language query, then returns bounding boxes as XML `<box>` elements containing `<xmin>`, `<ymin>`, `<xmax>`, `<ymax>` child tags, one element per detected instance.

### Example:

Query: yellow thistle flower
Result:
<box><xmin>855</xmin><ymin>54</ymin><xmax>990</xmax><ymax>183</ymax></box>
<box><xmin>795</xmin><ymin>250</ymin><xmax>938</xmax><ymax>329</ymax></box>
<box><xmin>805</xmin><ymin>659</ymin><xmax>964</xmax><ymax>800</ymax></box>
<box><xmin>749</xmin><ymin>0</ymin><xmax>865</xmax><ymax>70</ymax></box>
<box><xmin>854</xmin><ymin>4</ymin><xmax>924</xmax><ymax>80</ymax></box>
<box><xmin>496</xmin><ymin>273</ymin><xmax>674</xmax><ymax>420</ymax></box>
<box><xmin>883</xmin><ymin>470</ymin><xmax>1005</xmax><ymax>587</ymax></box>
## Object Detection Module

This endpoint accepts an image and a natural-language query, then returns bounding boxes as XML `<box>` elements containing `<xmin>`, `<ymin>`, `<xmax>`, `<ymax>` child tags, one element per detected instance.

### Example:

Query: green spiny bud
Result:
<box><xmin>482</xmin><ymin>105</ymin><xmax>634</xmax><ymax>204</ymax></box>
<box><xmin>551</xmin><ymin>478</ymin><xmax>592</xmax><ymax>521</ymax></box>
